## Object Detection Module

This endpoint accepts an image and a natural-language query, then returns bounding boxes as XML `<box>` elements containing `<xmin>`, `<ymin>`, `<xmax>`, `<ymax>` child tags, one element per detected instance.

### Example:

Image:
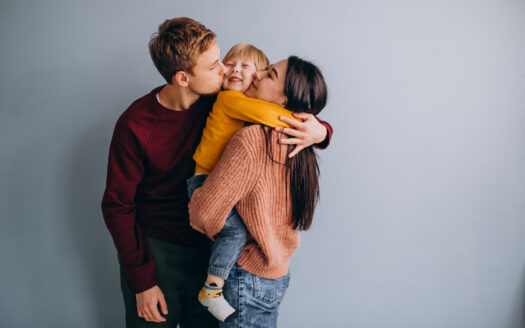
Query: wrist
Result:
<box><xmin>316</xmin><ymin>125</ymin><xmax>328</xmax><ymax>144</ymax></box>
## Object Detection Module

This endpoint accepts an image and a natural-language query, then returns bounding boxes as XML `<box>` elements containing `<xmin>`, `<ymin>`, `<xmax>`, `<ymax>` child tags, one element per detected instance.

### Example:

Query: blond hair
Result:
<box><xmin>223</xmin><ymin>43</ymin><xmax>270</xmax><ymax>71</ymax></box>
<box><xmin>149</xmin><ymin>17</ymin><xmax>216</xmax><ymax>83</ymax></box>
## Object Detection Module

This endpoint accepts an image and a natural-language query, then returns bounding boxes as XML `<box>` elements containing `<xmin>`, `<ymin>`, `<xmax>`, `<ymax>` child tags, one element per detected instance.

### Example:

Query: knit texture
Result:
<box><xmin>189</xmin><ymin>125</ymin><xmax>300</xmax><ymax>279</ymax></box>
<box><xmin>193</xmin><ymin>90</ymin><xmax>297</xmax><ymax>175</ymax></box>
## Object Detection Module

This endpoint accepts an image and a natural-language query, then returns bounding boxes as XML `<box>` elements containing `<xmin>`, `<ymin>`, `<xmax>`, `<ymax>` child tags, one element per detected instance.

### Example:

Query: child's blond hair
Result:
<box><xmin>223</xmin><ymin>43</ymin><xmax>270</xmax><ymax>71</ymax></box>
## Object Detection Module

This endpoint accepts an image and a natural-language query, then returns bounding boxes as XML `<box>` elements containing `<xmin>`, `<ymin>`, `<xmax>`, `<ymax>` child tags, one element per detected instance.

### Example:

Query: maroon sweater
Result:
<box><xmin>101</xmin><ymin>86</ymin><xmax>333</xmax><ymax>293</ymax></box>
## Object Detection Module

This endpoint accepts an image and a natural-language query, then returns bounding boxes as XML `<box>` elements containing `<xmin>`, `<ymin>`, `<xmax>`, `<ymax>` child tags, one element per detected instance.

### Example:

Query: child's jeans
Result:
<box><xmin>187</xmin><ymin>174</ymin><xmax>248</xmax><ymax>280</ymax></box>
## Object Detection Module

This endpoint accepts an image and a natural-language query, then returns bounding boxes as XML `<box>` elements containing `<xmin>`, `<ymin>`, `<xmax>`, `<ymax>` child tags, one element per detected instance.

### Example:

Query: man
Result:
<box><xmin>102</xmin><ymin>17</ymin><xmax>332</xmax><ymax>328</ymax></box>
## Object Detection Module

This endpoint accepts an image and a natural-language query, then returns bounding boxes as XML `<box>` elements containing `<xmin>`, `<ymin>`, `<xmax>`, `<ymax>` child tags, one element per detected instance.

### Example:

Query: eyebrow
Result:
<box><xmin>272</xmin><ymin>67</ymin><xmax>278</xmax><ymax>79</ymax></box>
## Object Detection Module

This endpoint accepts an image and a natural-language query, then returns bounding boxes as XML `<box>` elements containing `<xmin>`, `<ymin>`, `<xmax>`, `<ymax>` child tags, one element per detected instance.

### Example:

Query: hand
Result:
<box><xmin>276</xmin><ymin>112</ymin><xmax>328</xmax><ymax>158</ymax></box>
<box><xmin>136</xmin><ymin>285</ymin><xmax>168</xmax><ymax>323</ymax></box>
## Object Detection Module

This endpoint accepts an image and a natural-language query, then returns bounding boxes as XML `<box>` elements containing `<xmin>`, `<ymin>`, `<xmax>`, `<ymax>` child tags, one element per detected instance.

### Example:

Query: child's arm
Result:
<box><xmin>217</xmin><ymin>90</ymin><xmax>299</xmax><ymax>128</ymax></box>
<box><xmin>219</xmin><ymin>91</ymin><xmax>333</xmax><ymax>150</ymax></box>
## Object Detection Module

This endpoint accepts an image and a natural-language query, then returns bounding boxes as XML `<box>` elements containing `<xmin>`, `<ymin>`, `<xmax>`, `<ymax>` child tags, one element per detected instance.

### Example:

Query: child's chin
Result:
<box><xmin>224</xmin><ymin>83</ymin><xmax>244</xmax><ymax>92</ymax></box>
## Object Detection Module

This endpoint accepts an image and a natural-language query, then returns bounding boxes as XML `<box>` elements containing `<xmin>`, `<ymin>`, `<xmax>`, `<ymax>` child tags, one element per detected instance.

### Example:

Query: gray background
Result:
<box><xmin>1</xmin><ymin>0</ymin><xmax>524</xmax><ymax>327</ymax></box>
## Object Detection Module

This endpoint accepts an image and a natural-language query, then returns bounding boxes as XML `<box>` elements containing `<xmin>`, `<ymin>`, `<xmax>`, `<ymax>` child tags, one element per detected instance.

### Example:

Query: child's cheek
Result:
<box><xmin>240</xmin><ymin>76</ymin><xmax>255</xmax><ymax>93</ymax></box>
<box><xmin>244</xmin><ymin>75</ymin><xmax>254</xmax><ymax>85</ymax></box>
<box><xmin>222</xmin><ymin>79</ymin><xmax>228</xmax><ymax>89</ymax></box>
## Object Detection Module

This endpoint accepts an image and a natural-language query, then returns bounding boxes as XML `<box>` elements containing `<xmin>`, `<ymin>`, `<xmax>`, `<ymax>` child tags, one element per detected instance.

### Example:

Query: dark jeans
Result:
<box><xmin>119</xmin><ymin>236</ymin><xmax>218</xmax><ymax>328</ymax></box>
<box><xmin>186</xmin><ymin>174</ymin><xmax>248</xmax><ymax>280</ymax></box>
<box><xmin>221</xmin><ymin>264</ymin><xmax>291</xmax><ymax>328</ymax></box>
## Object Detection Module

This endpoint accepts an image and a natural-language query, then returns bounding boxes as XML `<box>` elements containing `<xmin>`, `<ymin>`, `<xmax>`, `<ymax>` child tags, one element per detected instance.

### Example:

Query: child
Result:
<box><xmin>186</xmin><ymin>43</ymin><xmax>298</xmax><ymax>321</ymax></box>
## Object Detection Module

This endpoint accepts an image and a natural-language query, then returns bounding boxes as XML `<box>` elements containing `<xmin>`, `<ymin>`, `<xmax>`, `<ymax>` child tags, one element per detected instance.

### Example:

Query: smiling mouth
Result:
<box><xmin>250</xmin><ymin>82</ymin><xmax>257</xmax><ymax>89</ymax></box>
<box><xmin>228</xmin><ymin>77</ymin><xmax>242</xmax><ymax>83</ymax></box>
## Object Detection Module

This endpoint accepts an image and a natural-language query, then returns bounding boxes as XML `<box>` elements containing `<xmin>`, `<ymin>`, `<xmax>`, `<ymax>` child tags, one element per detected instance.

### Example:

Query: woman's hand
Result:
<box><xmin>275</xmin><ymin>112</ymin><xmax>328</xmax><ymax>158</ymax></box>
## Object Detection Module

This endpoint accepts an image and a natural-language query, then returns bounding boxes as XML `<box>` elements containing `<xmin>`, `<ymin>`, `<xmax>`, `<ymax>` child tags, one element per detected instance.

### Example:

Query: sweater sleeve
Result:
<box><xmin>218</xmin><ymin>90</ymin><xmax>299</xmax><ymax>128</ymax></box>
<box><xmin>220</xmin><ymin>91</ymin><xmax>333</xmax><ymax>149</ymax></box>
<box><xmin>101</xmin><ymin>118</ymin><xmax>158</xmax><ymax>293</ymax></box>
<box><xmin>313</xmin><ymin>117</ymin><xmax>333</xmax><ymax>149</ymax></box>
<box><xmin>189</xmin><ymin>129</ymin><xmax>262</xmax><ymax>238</ymax></box>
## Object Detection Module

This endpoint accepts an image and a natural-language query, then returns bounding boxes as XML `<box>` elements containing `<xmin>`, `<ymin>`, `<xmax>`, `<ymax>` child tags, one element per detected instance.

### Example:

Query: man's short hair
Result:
<box><xmin>149</xmin><ymin>17</ymin><xmax>216</xmax><ymax>84</ymax></box>
<box><xmin>223</xmin><ymin>43</ymin><xmax>270</xmax><ymax>72</ymax></box>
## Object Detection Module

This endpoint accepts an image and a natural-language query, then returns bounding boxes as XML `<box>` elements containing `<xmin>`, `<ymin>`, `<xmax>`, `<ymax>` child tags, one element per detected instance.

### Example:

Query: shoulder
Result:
<box><xmin>221</xmin><ymin>125</ymin><xmax>265</xmax><ymax>156</ymax></box>
<box><xmin>234</xmin><ymin>125</ymin><xmax>266</xmax><ymax>143</ymax></box>
<box><xmin>235</xmin><ymin>125</ymin><xmax>287</xmax><ymax>164</ymax></box>
<box><xmin>214</xmin><ymin>90</ymin><xmax>245</xmax><ymax>109</ymax></box>
<box><xmin>196</xmin><ymin>94</ymin><xmax>217</xmax><ymax>113</ymax></box>
<box><xmin>113</xmin><ymin>90</ymin><xmax>157</xmax><ymax>142</ymax></box>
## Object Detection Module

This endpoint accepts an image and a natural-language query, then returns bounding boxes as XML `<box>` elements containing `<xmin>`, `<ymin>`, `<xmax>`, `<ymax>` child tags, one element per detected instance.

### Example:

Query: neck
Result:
<box><xmin>158</xmin><ymin>83</ymin><xmax>201</xmax><ymax>111</ymax></box>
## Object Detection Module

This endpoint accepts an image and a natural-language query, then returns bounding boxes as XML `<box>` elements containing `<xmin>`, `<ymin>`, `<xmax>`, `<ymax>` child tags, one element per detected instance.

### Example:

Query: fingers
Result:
<box><xmin>279</xmin><ymin>137</ymin><xmax>302</xmax><ymax>145</ymax></box>
<box><xmin>136</xmin><ymin>306</ymin><xmax>144</xmax><ymax>319</ymax></box>
<box><xmin>158</xmin><ymin>293</ymin><xmax>169</xmax><ymax>316</ymax></box>
<box><xmin>138</xmin><ymin>301</ymin><xmax>166</xmax><ymax>323</ymax></box>
<box><xmin>288</xmin><ymin>145</ymin><xmax>306</xmax><ymax>158</ymax></box>
<box><xmin>292</xmin><ymin>112</ymin><xmax>315</xmax><ymax>120</ymax></box>
<box><xmin>276</xmin><ymin>126</ymin><xmax>303</xmax><ymax>138</ymax></box>
<box><xmin>142</xmin><ymin>308</ymin><xmax>153</xmax><ymax>322</ymax></box>
<box><xmin>135</xmin><ymin>285</ymin><xmax>167</xmax><ymax>322</ymax></box>
<box><xmin>148</xmin><ymin>302</ymin><xmax>166</xmax><ymax>322</ymax></box>
<box><xmin>138</xmin><ymin>305</ymin><xmax>154</xmax><ymax>322</ymax></box>
<box><xmin>137</xmin><ymin>302</ymin><xmax>148</xmax><ymax>320</ymax></box>
<box><xmin>278</xmin><ymin>116</ymin><xmax>303</xmax><ymax>129</ymax></box>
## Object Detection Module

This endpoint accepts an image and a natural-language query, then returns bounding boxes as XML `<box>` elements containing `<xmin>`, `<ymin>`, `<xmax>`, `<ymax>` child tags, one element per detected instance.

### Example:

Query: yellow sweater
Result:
<box><xmin>193</xmin><ymin>90</ymin><xmax>298</xmax><ymax>174</ymax></box>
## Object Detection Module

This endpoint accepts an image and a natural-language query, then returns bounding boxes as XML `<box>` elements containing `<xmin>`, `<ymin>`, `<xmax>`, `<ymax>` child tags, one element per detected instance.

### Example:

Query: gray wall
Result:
<box><xmin>1</xmin><ymin>0</ymin><xmax>524</xmax><ymax>327</ymax></box>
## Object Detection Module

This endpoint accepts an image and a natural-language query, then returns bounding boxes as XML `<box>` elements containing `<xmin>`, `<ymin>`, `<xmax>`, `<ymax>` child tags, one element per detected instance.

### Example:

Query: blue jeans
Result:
<box><xmin>221</xmin><ymin>264</ymin><xmax>291</xmax><ymax>328</ymax></box>
<box><xmin>187</xmin><ymin>174</ymin><xmax>248</xmax><ymax>280</ymax></box>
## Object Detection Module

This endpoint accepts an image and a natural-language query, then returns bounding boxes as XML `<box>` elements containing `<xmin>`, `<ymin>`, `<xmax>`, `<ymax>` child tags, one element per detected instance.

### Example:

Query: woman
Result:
<box><xmin>189</xmin><ymin>56</ymin><xmax>327</xmax><ymax>327</ymax></box>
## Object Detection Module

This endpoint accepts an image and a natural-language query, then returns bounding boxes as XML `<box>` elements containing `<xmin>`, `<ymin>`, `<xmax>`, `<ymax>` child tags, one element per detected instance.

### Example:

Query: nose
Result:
<box><xmin>254</xmin><ymin>71</ymin><xmax>263</xmax><ymax>80</ymax></box>
<box><xmin>232</xmin><ymin>63</ymin><xmax>241</xmax><ymax>73</ymax></box>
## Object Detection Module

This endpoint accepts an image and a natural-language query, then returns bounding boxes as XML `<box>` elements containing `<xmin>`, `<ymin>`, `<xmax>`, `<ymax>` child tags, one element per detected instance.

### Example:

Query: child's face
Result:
<box><xmin>222</xmin><ymin>57</ymin><xmax>257</xmax><ymax>93</ymax></box>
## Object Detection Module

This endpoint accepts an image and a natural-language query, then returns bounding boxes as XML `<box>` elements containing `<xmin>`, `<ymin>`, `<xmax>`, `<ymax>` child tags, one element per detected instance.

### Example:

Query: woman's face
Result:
<box><xmin>244</xmin><ymin>59</ymin><xmax>288</xmax><ymax>107</ymax></box>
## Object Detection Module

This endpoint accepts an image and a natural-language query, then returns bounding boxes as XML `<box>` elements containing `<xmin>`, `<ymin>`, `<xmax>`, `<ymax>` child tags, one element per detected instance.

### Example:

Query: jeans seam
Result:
<box><xmin>238</xmin><ymin>266</ymin><xmax>244</xmax><ymax>327</ymax></box>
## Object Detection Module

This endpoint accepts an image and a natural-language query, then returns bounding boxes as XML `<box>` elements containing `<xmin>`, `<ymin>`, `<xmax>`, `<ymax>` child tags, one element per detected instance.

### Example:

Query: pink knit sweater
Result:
<box><xmin>188</xmin><ymin>125</ymin><xmax>300</xmax><ymax>279</ymax></box>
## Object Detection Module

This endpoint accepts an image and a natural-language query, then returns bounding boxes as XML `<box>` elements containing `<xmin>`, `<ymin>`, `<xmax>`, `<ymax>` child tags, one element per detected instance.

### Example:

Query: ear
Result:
<box><xmin>173</xmin><ymin>71</ymin><xmax>189</xmax><ymax>87</ymax></box>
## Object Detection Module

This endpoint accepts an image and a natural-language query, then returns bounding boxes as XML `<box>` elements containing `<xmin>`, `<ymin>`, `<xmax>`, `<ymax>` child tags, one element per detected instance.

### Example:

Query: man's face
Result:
<box><xmin>187</xmin><ymin>41</ymin><xmax>226</xmax><ymax>96</ymax></box>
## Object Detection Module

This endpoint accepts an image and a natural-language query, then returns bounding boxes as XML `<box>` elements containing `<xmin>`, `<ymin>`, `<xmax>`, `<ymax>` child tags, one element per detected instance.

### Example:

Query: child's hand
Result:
<box><xmin>275</xmin><ymin>113</ymin><xmax>328</xmax><ymax>158</ymax></box>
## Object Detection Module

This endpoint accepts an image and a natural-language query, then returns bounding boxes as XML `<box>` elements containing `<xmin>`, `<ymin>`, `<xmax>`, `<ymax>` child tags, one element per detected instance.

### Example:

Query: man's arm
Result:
<box><xmin>313</xmin><ymin>117</ymin><xmax>333</xmax><ymax>149</ymax></box>
<box><xmin>219</xmin><ymin>90</ymin><xmax>333</xmax><ymax>157</ymax></box>
<box><xmin>101</xmin><ymin>118</ymin><xmax>167</xmax><ymax>323</ymax></box>
<box><xmin>276</xmin><ymin>113</ymin><xmax>333</xmax><ymax>157</ymax></box>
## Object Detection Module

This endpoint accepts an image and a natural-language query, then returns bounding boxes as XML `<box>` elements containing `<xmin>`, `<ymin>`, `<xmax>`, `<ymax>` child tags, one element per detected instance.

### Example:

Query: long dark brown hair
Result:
<box><xmin>263</xmin><ymin>56</ymin><xmax>327</xmax><ymax>231</ymax></box>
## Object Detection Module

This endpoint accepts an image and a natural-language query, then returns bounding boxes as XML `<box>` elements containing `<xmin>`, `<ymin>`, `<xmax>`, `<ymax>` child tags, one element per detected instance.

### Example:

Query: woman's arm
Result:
<box><xmin>188</xmin><ymin>129</ymin><xmax>262</xmax><ymax>238</ymax></box>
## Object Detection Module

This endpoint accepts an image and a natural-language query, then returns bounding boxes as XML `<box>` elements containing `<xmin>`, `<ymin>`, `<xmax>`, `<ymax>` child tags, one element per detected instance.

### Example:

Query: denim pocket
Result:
<box><xmin>252</xmin><ymin>273</ymin><xmax>290</xmax><ymax>306</ymax></box>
